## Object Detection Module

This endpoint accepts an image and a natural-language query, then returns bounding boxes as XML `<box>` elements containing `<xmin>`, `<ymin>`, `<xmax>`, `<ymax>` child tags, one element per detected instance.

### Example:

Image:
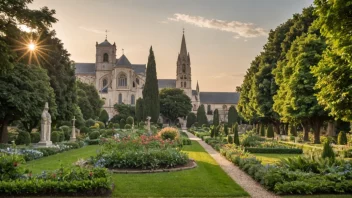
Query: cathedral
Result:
<box><xmin>75</xmin><ymin>31</ymin><xmax>240</xmax><ymax>122</ymax></box>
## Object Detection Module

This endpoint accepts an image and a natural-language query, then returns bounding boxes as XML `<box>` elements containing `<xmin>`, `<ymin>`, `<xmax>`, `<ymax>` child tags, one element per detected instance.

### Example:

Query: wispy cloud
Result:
<box><xmin>168</xmin><ymin>13</ymin><xmax>267</xmax><ymax>39</ymax></box>
<box><xmin>211</xmin><ymin>72</ymin><xmax>245</xmax><ymax>79</ymax></box>
<box><xmin>79</xmin><ymin>26</ymin><xmax>105</xmax><ymax>34</ymax></box>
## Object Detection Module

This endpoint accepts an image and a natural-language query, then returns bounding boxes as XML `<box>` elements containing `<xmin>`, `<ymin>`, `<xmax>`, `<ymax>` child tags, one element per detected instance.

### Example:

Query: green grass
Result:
<box><xmin>253</xmin><ymin>153</ymin><xmax>301</xmax><ymax>165</ymax></box>
<box><xmin>22</xmin><ymin>141</ymin><xmax>249</xmax><ymax>197</ymax></box>
<box><xmin>284</xmin><ymin>195</ymin><xmax>352</xmax><ymax>198</ymax></box>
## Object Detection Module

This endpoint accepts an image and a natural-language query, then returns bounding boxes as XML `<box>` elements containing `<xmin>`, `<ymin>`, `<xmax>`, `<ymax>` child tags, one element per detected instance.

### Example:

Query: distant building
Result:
<box><xmin>75</xmin><ymin>31</ymin><xmax>240</xmax><ymax>122</ymax></box>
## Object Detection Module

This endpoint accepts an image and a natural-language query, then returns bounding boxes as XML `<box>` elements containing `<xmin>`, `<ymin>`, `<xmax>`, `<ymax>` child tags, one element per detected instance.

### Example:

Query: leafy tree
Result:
<box><xmin>113</xmin><ymin>103</ymin><xmax>135</xmax><ymax>121</ymax></box>
<box><xmin>197</xmin><ymin>104</ymin><xmax>208</xmax><ymax>126</ymax></box>
<box><xmin>126</xmin><ymin>116</ymin><xmax>134</xmax><ymax>125</ymax></box>
<box><xmin>228</xmin><ymin>105</ymin><xmax>238</xmax><ymax>126</ymax></box>
<box><xmin>142</xmin><ymin>46</ymin><xmax>160</xmax><ymax>123</ymax></box>
<box><xmin>99</xmin><ymin>109</ymin><xmax>109</xmax><ymax>126</ymax></box>
<box><xmin>266</xmin><ymin>124</ymin><xmax>274</xmax><ymax>138</ymax></box>
<box><xmin>337</xmin><ymin>131</ymin><xmax>347</xmax><ymax>145</ymax></box>
<box><xmin>313</xmin><ymin>0</ymin><xmax>352</xmax><ymax>122</ymax></box>
<box><xmin>0</xmin><ymin>63</ymin><xmax>57</xmax><ymax>143</ymax></box>
<box><xmin>186</xmin><ymin>112</ymin><xmax>196</xmax><ymax>128</ymax></box>
<box><xmin>77</xmin><ymin>81</ymin><xmax>103</xmax><ymax>119</ymax></box>
<box><xmin>159</xmin><ymin>88</ymin><xmax>192</xmax><ymax>124</ymax></box>
<box><xmin>213</xmin><ymin>109</ymin><xmax>220</xmax><ymax>126</ymax></box>
<box><xmin>233</xmin><ymin>123</ymin><xmax>240</xmax><ymax>145</ymax></box>
<box><xmin>135</xmin><ymin>98</ymin><xmax>144</xmax><ymax>122</ymax></box>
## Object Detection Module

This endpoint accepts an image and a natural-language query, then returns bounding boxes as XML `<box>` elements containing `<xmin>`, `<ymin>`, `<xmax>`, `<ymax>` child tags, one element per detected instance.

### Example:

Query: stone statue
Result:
<box><xmin>146</xmin><ymin>116</ymin><xmax>151</xmax><ymax>135</ymax></box>
<box><xmin>70</xmin><ymin>116</ymin><xmax>76</xmax><ymax>142</ymax></box>
<box><xmin>38</xmin><ymin>102</ymin><xmax>52</xmax><ymax>147</ymax></box>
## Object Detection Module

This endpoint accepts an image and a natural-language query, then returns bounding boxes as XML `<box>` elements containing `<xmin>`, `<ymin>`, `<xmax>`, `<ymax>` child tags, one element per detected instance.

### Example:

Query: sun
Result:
<box><xmin>28</xmin><ymin>42</ymin><xmax>36</xmax><ymax>51</ymax></box>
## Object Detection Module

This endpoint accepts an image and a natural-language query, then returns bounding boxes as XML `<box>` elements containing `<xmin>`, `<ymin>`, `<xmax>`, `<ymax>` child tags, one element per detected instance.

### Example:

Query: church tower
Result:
<box><xmin>176</xmin><ymin>30</ymin><xmax>192</xmax><ymax>98</ymax></box>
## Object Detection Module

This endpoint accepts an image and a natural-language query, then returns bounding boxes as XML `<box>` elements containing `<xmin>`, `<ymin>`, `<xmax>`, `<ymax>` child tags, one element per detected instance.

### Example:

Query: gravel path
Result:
<box><xmin>184</xmin><ymin>131</ymin><xmax>280</xmax><ymax>198</ymax></box>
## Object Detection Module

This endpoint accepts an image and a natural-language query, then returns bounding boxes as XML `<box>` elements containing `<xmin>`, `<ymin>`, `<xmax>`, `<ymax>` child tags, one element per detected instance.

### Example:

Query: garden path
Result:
<box><xmin>184</xmin><ymin>131</ymin><xmax>280</xmax><ymax>198</ymax></box>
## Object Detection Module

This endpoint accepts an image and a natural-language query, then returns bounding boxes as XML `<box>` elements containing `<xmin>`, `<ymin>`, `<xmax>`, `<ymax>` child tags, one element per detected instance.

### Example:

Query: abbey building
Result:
<box><xmin>75</xmin><ymin>32</ymin><xmax>239</xmax><ymax>122</ymax></box>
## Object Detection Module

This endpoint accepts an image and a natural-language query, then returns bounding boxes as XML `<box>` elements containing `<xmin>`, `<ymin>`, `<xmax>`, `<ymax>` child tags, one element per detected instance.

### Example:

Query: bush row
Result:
<box><xmin>244</xmin><ymin>147</ymin><xmax>303</xmax><ymax>154</ymax></box>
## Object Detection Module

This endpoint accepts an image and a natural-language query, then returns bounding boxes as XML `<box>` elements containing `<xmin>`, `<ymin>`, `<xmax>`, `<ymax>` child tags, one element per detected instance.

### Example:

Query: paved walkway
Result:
<box><xmin>184</xmin><ymin>131</ymin><xmax>280</xmax><ymax>198</ymax></box>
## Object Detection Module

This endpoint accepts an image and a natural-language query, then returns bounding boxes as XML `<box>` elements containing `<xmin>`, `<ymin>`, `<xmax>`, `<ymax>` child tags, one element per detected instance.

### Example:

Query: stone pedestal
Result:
<box><xmin>36</xmin><ymin>140</ymin><xmax>53</xmax><ymax>148</ymax></box>
<box><xmin>70</xmin><ymin>126</ymin><xmax>76</xmax><ymax>142</ymax></box>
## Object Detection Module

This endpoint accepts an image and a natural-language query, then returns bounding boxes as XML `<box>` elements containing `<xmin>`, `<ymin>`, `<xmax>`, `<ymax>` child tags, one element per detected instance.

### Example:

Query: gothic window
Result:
<box><xmin>131</xmin><ymin>95</ymin><xmax>135</xmax><ymax>105</ymax></box>
<box><xmin>183</xmin><ymin>75</ymin><xmax>187</xmax><ymax>79</ymax></box>
<box><xmin>101</xmin><ymin>78</ymin><xmax>108</xmax><ymax>93</ymax></box>
<box><xmin>103</xmin><ymin>78</ymin><xmax>107</xmax><ymax>87</ymax></box>
<box><xmin>181</xmin><ymin>82</ymin><xmax>183</xmax><ymax>87</ymax></box>
<box><xmin>207</xmin><ymin>105</ymin><xmax>211</xmax><ymax>113</ymax></box>
<box><xmin>184</xmin><ymin>82</ymin><xmax>187</xmax><ymax>87</ymax></box>
<box><xmin>103</xmin><ymin>53</ymin><xmax>109</xmax><ymax>62</ymax></box>
<box><xmin>118</xmin><ymin>73</ymin><xmax>127</xmax><ymax>87</ymax></box>
<box><xmin>118</xmin><ymin>93</ymin><xmax>122</xmax><ymax>104</ymax></box>
<box><xmin>182</xmin><ymin>64</ymin><xmax>186</xmax><ymax>73</ymax></box>
<box><xmin>133</xmin><ymin>82</ymin><xmax>136</xmax><ymax>88</ymax></box>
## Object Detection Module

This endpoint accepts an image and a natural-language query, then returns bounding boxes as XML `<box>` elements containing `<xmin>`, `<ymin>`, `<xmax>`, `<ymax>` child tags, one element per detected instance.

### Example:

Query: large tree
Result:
<box><xmin>0</xmin><ymin>63</ymin><xmax>57</xmax><ymax>143</ymax></box>
<box><xmin>76</xmin><ymin>81</ymin><xmax>104</xmax><ymax>119</ymax></box>
<box><xmin>312</xmin><ymin>0</ymin><xmax>352</xmax><ymax>122</ymax></box>
<box><xmin>186</xmin><ymin>112</ymin><xmax>197</xmax><ymax>128</ymax></box>
<box><xmin>135</xmin><ymin>98</ymin><xmax>144</xmax><ymax>122</ymax></box>
<box><xmin>197</xmin><ymin>104</ymin><xmax>208</xmax><ymax>126</ymax></box>
<box><xmin>142</xmin><ymin>46</ymin><xmax>160</xmax><ymax>123</ymax></box>
<box><xmin>159</xmin><ymin>88</ymin><xmax>192</xmax><ymax>124</ymax></box>
<box><xmin>213</xmin><ymin>109</ymin><xmax>220</xmax><ymax>126</ymax></box>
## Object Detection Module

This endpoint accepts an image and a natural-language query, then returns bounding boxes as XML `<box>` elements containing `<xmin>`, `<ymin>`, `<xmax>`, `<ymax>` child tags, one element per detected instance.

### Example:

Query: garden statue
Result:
<box><xmin>37</xmin><ymin>102</ymin><xmax>52</xmax><ymax>147</ymax></box>
<box><xmin>70</xmin><ymin>116</ymin><xmax>76</xmax><ymax>142</ymax></box>
<box><xmin>147</xmin><ymin>116</ymin><xmax>151</xmax><ymax>135</ymax></box>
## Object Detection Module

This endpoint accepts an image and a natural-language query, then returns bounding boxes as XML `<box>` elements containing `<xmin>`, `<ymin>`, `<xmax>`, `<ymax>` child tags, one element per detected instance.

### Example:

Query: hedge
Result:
<box><xmin>244</xmin><ymin>147</ymin><xmax>303</xmax><ymax>154</ymax></box>
<box><xmin>86</xmin><ymin>139</ymin><xmax>100</xmax><ymax>145</ymax></box>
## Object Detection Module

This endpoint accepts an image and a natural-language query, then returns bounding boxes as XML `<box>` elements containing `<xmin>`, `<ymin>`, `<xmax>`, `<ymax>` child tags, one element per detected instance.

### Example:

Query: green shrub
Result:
<box><xmin>124</xmin><ymin>124</ymin><xmax>132</xmax><ymax>129</ymax></box>
<box><xmin>36</xmin><ymin>147</ymin><xmax>59</xmax><ymax>156</ymax></box>
<box><xmin>30</xmin><ymin>132</ymin><xmax>40</xmax><ymax>143</ymax></box>
<box><xmin>202</xmin><ymin>124</ymin><xmax>207</xmax><ymax>128</ymax></box>
<box><xmin>89</xmin><ymin>131</ymin><xmax>100</xmax><ymax>140</ymax></box>
<box><xmin>59</xmin><ymin>125</ymin><xmax>71</xmax><ymax>140</ymax></box>
<box><xmin>58</xmin><ymin>131</ymin><xmax>65</xmax><ymax>142</ymax></box>
<box><xmin>113</xmin><ymin>123</ymin><xmax>120</xmax><ymax>129</ymax></box>
<box><xmin>139</xmin><ymin>121</ymin><xmax>145</xmax><ymax>129</ymax></box>
<box><xmin>0</xmin><ymin>154</ymin><xmax>25</xmax><ymax>181</ymax></box>
<box><xmin>126</xmin><ymin>116</ymin><xmax>134</xmax><ymax>125</ymax></box>
<box><xmin>80</xmin><ymin>126</ymin><xmax>90</xmax><ymax>134</ymax></box>
<box><xmin>224</xmin><ymin>124</ymin><xmax>229</xmax><ymax>136</ymax></box>
<box><xmin>51</xmin><ymin>131</ymin><xmax>60</xmax><ymax>143</ymax></box>
<box><xmin>85</xmin><ymin>118</ymin><xmax>95</xmax><ymax>127</ymax></box>
<box><xmin>244</xmin><ymin>147</ymin><xmax>303</xmax><ymax>154</ymax></box>
<box><xmin>186</xmin><ymin>112</ymin><xmax>197</xmax><ymax>128</ymax></box>
<box><xmin>266</xmin><ymin>124</ymin><xmax>274</xmax><ymax>138</ymax></box>
<box><xmin>337</xmin><ymin>131</ymin><xmax>347</xmax><ymax>145</ymax></box>
<box><xmin>182</xmin><ymin>138</ymin><xmax>192</xmax><ymax>145</ymax></box>
<box><xmin>102</xmin><ymin>129</ymin><xmax>115</xmax><ymax>137</ymax></box>
<box><xmin>157</xmin><ymin>127</ymin><xmax>179</xmax><ymax>140</ymax></box>
<box><xmin>227</xmin><ymin>135</ymin><xmax>234</xmax><ymax>144</ymax></box>
<box><xmin>210</xmin><ymin>128</ymin><xmax>215</xmax><ymax>138</ymax></box>
<box><xmin>120</xmin><ymin>119</ymin><xmax>126</xmax><ymax>129</ymax></box>
<box><xmin>108</xmin><ymin>122</ymin><xmax>113</xmax><ymax>129</ymax></box>
<box><xmin>233</xmin><ymin>123</ymin><xmax>240</xmax><ymax>145</ymax></box>
<box><xmin>95</xmin><ymin>121</ymin><xmax>105</xmax><ymax>129</ymax></box>
<box><xmin>63</xmin><ymin>142</ymin><xmax>80</xmax><ymax>149</ymax></box>
<box><xmin>85</xmin><ymin>139</ymin><xmax>100</xmax><ymax>145</ymax></box>
<box><xmin>15</xmin><ymin>131</ymin><xmax>31</xmax><ymax>146</ymax></box>
<box><xmin>321</xmin><ymin>140</ymin><xmax>335</xmax><ymax>160</ymax></box>
<box><xmin>260</xmin><ymin>124</ymin><xmax>265</xmax><ymax>136</ymax></box>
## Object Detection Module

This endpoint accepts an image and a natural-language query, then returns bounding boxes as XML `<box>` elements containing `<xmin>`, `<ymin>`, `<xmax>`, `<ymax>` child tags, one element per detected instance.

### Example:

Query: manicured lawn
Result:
<box><xmin>22</xmin><ymin>141</ymin><xmax>249</xmax><ymax>197</ymax></box>
<box><xmin>284</xmin><ymin>195</ymin><xmax>352</xmax><ymax>198</ymax></box>
<box><xmin>253</xmin><ymin>153</ymin><xmax>301</xmax><ymax>165</ymax></box>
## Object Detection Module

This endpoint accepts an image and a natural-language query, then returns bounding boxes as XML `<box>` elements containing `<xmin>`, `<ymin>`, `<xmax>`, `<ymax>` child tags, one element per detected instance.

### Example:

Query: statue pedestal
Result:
<box><xmin>70</xmin><ymin>126</ymin><xmax>76</xmax><ymax>142</ymax></box>
<box><xmin>36</xmin><ymin>141</ymin><xmax>53</xmax><ymax>148</ymax></box>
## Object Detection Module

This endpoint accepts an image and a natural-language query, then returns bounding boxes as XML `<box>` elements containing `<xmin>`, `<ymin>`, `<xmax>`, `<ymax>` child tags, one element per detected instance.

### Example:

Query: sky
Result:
<box><xmin>29</xmin><ymin>0</ymin><xmax>313</xmax><ymax>92</ymax></box>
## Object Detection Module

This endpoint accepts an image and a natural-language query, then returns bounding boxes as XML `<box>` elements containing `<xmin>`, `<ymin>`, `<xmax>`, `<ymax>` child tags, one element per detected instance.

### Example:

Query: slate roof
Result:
<box><xmin>158</xmin><ymin>79</ymin><xmax>176</xmax><ymax>89</ymax></box>
<box><xmin>131</xmin><ymin>64</ymin><xmax>146</xmax><ymax>74</ymax></box>
<box><xmin>116</xmin><ymin>54</ymin><xmax>132</xmax><ymax>67</ymax></box>
<box><xmin>192</xmin><ymin>90</ymin><xmax>198</xmax><ymax>96</ymax></box>
<box><xmin>200</xmin><ymin>92</ymin><xmax>239</xmax><ymax>104</ymax></box>
<box><xmin>74</xmin><ymin>63</ymin><xmax>95</xmax><ymax>75</ymax></box>
<box><xmin>98</xmin><ymin>39</ymin><xmax>112</xmax><ymax>46</ymax></box>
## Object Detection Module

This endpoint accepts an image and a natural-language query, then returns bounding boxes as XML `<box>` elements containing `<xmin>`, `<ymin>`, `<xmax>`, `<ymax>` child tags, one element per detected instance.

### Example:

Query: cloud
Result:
<box><xmin>168</xmin><ymin>13</ymin><xmax>267</xmax><ymax>38</ymax></box>
<box><xmin>211</xmin><ymin>72</ymin><xmax>245</xmax><ymax>79</ymax></box>
<box><xmin>159</xmin><ymin>20</ymin><xmax>169</xmax><ymax>24</ymax></box>
<box><xmin>79</xmin><ymin>26</ymin><xmax>105</xmax><ymax>34</ymax></box>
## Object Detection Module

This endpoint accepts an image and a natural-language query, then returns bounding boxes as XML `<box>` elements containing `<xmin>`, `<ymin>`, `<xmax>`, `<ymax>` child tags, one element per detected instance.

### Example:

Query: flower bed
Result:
<box><xmin>244</xmin><ymin>147</ymin><xmax>303</xmax><ymax>154</ymax></box>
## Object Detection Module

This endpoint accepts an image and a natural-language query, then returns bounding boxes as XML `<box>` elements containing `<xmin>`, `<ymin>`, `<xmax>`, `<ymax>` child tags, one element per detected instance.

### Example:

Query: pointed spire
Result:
<box><xmin>196</xmin><ymin>81</ymin><xmax>199</xmax><ymax>93</ymax></box>
<box><xmin>180</xmin><ymin>29</ymin><xmax>187</xmax><ymax>56</ymax></box>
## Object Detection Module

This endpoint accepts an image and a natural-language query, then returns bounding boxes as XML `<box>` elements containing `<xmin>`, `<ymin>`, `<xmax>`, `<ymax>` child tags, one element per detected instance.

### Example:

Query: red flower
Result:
<box><xmin>89</xmin><ymin>171</ymin><xmax>93</xmax><ymax>177</ymax></box>
<box><xmin>13</xmin><ymin>162</ymin><xmax>18</xmax><ymax>167</ymax></box>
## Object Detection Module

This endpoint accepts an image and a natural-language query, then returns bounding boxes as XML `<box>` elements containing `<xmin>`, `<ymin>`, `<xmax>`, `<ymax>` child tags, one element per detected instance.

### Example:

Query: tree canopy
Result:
<box><xmin>76</xmin><ymin>81</ymin><xmax>104</xmax><ymax>120</ymax></box>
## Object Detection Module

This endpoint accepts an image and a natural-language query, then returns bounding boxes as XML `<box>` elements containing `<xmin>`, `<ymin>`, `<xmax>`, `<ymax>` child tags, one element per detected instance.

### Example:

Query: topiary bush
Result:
<box><xmin>233</xmin><ymin>123</ymin><xmax>240</xmax><ymax>145</ymax></box>
<box><xmin>260</xmin><ymin>124</ymin><xmax>265</xmax><ymax>136</ymax></box>
<box><xmin>30</xmin><ymin>132</ymin><xmax>40</xmax><ymax>143</ymax></box>
<box><xmin>224</xmin><ymin>124</ymin><xmax>229</xmax><ymax>136</ymax></box>
<box><xmin>89</xmin><ymin>131</ymin><xmax>100</xmax><ymax>140</ymax></box>
<box><xmin>126</xmin><ymin>116</ymin><xmax>134</xmax><ymax>125</ymax></box>
<box><xmin>322</xmin><ymin>140</ymin><xmax>335</xmax><ymax>160</ymax></box>
<box><xmin>59</xmin><ymin>125</ymin><xmax>71</xmax><ymax>141</ymax></box>
<box><xmin>338</xmin><ymin>131</ymin><xmax>347</xmax><ymax>145</ymax></box>
<box><xmin>58</xmin><ymin>131</ymin><xmax>65</xmax><ymax>142</ymax></box>
<box><xmin>15</xmin><ymin>131</ymin><xmax>31</xmax><ymax>146</ymax></box>
<box><xmin>108</xmin><ymin>122</ymin><xmax>113</xmax><ymax>129</ymax></box>
<box><xmin>124</xmin><ymin>124</ymin><xmax>131</xmax><ymax>129</ymax></box>
<box><xmin>95</xmin><ymin>121</ymin><xmax>105</xmax><ymax>129</ymax></box>
<box><xmin>266</xmin><ymin>124</ymin><xmax>274</xmax><ymax>138</ymax></box>
<box><xmin>157</xmin><ymin>127</ymin><xmax>179</xmax><ymax>140</ymax></box>
<box><xmin>210</xmin><ymin>128</ymin><xmax>215</xmax><ymax>138</ymax></box>
<box><xmin>85</xmin><ymin>119</ymin><xmax>95</xmax><ymax>127</ymax></box>
<box><xmin>113</xmin><ymin>123</ymin><xmax>120</xmax><ymax>129</ymax></box>
<box><xmin>139</xmin><ymin>121</ymin><xmax>145</xmax><ymax>129</ymax></box>
<box><xmin>120</xmin><ymin>119</ymin><xmax>126</xmax><ymax>129</ymax></box>
<box><xmin>80</xmin><ymin>126</ymin><xmax>90</xmax><ymax>134</ymax></box>
<box><xmin>51</xmin><ymin>131</ymin><xmax>60</xmax><ymax>143</ymax></box>
<box><xmin>227</xmin><ymin>135</ymin><xmax>233</xmax><ymax>144</ymax></box>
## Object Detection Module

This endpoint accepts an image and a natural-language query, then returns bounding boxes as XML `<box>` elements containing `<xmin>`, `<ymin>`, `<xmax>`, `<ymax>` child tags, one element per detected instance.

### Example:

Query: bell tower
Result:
<box><xmin>176</xmin><ymin>30</ymin><xmax>192</xmax><ymax>98</ymax></box>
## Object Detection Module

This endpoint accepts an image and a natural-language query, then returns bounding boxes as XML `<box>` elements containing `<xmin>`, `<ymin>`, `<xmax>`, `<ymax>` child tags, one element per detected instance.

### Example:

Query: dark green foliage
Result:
<box><xmin>266</xmin><ymin>124</ymin><xmax>274</xmax><ymax>138</ymax></box>
<box><xmin>321</xmin><ymin>140</ymin><xmax>335</xmax><ymax>160</ymax></box>
<box><xmin>113</xmin><ymin>123</ymin><xmax>120</xmax><ymax>129</ymax></box>
<box><xmin>142</xmin><ymin>47</ymin><xmax>160</xmax><ymax>123</ymax></box>
<box><xmin>77</xmin><ymin>81</ymin><xmax>104</xmax><ymax>119</ymax></box>
<box><xmin>124</xmin><ymin>124</ymin><xmax>131</xmax><ymax>129</ymax></box>
<box><xmin>85</xmin><ymin>119</ymin><xmax>95</xmax><ymax>127</ymax></box>
<box><xmin>99</xmin><ymin>109</ymin><xmax>109</xmax><ymax>125</ymax></box>
<box><xmin>227</xmin><ymin>135</ymin><xmax>234</xmax><ymax>144</ymax></box>
<box><xmin>186</xmin><ymin>112</ymin><xmax>197</xmax><ymax>128</ymax></box>
<box><xmin>244</xmin><ymin>147</ymin><xmax>303</xmax><ymax>154</ymax></box>
<box><xmin>224</xmin><ymin>124</ymin><xmax>229</xmax><ymax>136</ymax></box>
<box><xmin>120</xmin><ymin>119</ymin><xmax>126</xmax><ymax>129</ymax></box>
<box><xmin>197</xmin><ymin>105</ymin><xmax>208</xmax><ymax>126</ymax></box>
<box><xmin>89</xmin><ymin>131</ymin><xmax>100</xmax><ymax>140</ymax></box>
<box><xmin>51</xmin><ymin>131</ymin><xmax>60</xmax><ymax>143</ymax></box>
<box><xmin>289</xmin><ymin>124</ymin><xmax>297</xmax><ymax>136</ymax></box>
<box><xmin>160</xmin><ymin>88</ymin><xmax>192</xmax><ymax>123</ymax></box>
<box><xmin>337</xmin><ymin>131</ymin><xmax>347</xmax><ymax>145</ymax></box>
<box><xmin>95</xmin><ymin>121</ymin><xmax>105</xmax><ymax>129</ymax></box>
<box><xmin>85</xmin><ymin>139</ymin><xmax>100</xmax><ymax>145</ymax></box>
<box><xmin>260</xmin><ymin>124</ymin><xmax>265</xmax><ymax>136</ymax></box>
<box><xmin>113</xmin><ymin>104</ymin><xmax>135</xmax><ymax>121</ymax></box>
<box><xmin>227</xmin><ymin>106</ymin><xmax>238</xmax><ymax>126</ymax></box>
<box><xmin>80</xmin><ymin>126</ymin><xmax>90</xmax><ymax>134</ymax></box>
<box><xmin>213</xmin><ymin>109</ymin><xmax>220</xmax><ymax>126</ymax></box>
<box><xmin>214</xmin><ymin>125</ymin><xmax>221</xmax><ymax>137</ymax></box>
<box><xmin>15</xmin><ymin>131</ymin><xmax>31</xmax><ymax>146</ymax></box>
<box><xmin>210</xmin><ymin>128</ymin><xmax>215</xmax><ymax>138</ymax></box>
<box><xmin>135</xmin><ymin>98</ymin><xmax>144</xmax><ymax>122</ymax></box>
<box><xmin>126</xmin><ymin>116</ymin><xmax>134</xmax><ymax>125</ymax></box>
<box><xmin>233</xmin><ymin>123</ymin><xmax>240</xmax><ymax>145</ymax></box>
<box><xmin>58</xmin><ymin>131</ymin><xmax>65</xmax><ymax>142</ymax></box>
<box><xmin>107</xmin><ymin>122</ymin><xmax>113</xmax><ymax>129</ymax></box>
<box><xmin>30</xmin><ymin>132</ymin><xmax>40</xmax><ymax>143</ymax></box>
<box><xmin>59</xmin><ymin>125</ymin><xmax>71</xmax><ymax>141</ymax></box>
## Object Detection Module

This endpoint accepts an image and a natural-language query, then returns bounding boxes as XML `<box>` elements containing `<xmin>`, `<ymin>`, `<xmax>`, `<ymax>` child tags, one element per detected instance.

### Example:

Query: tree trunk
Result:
<box><xmin>327</xmin><ymin>121</ymin><xmax>335</xmax><ymax>136</ymax></box>
<box><xmin>301</xmin><ymin>121</ymin><xmax>310</xmax><ymax>141</ymax></box>
<box><xmin>284</xmin><ymin>123</ymin><xmax>289</xmax><ymax>135</ymax></box>
<box><xmin>311</xmin><ymin>118</ymin><xmax>322</xmax><ymax>144</ymax></box>
<box><xmin>0</xmin><ymin>120</ymin><xmax>9</xmax><ymax>143</ymax></box>
<box><xmin>273</xmin><ymin>122</ymin><xmax>281</xmax><ymax>135</ymax></box>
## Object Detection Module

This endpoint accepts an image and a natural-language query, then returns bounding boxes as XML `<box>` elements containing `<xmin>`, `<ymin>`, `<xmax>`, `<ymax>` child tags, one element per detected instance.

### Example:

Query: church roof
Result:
<box><xmin>158</xmin><ymin>79</ymin><xmax>176</xmax><ymax>89</ymax></box>
<box><xmin>192</xmin><ymin>90</ymin><xmax>198</xmax><ymax>96</ymax></box>
<box><xmin>116</xmin><ymin>54</ymin><xmax>132</xmax><ymax>66</ymax></box>
<box><xmin>200</xmin><ymin>92</ymin><xmax>239</xmax><ymax>104</ymax></box>
<box><xmin>74</xmin><ymin>63</ymin><xmax>95</xmax><ymax>75</ymax></box>
<box><xmin>131</xmin><ymin>64</ymin><xmax>146</xmax><ymax>74</ymax></box>
<box><xmin>98</xmin><ymin>39</ymin><xmax>112</xmax><ymax>46</ymax></box>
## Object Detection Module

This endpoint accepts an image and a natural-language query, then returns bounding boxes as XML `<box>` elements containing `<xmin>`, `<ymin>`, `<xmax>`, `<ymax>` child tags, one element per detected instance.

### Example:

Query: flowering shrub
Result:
<box><xmin>157</xmin><ymin>127</ymin><xmax>179</xmax><ymax>140</ymax></box>
<box><xmin>0</xmin><ymin>154</ymin><xmax>25</xmax><ymax>181</ymax></box>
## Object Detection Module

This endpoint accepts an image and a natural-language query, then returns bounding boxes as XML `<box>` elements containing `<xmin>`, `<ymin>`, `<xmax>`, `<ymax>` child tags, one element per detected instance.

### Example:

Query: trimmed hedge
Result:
<box><xmin>86</xmin><ymin>139</ymin><xmax>100</xmax><ymax>145</ymax></box>
<box><xmin>244</xmin><ymin>147</ymin><xmax>303</xmax><ymax>154</ymax></box>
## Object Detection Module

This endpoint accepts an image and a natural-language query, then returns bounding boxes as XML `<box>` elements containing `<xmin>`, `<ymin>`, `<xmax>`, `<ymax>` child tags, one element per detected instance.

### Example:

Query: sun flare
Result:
<box><xmin>28</xmin><ymin>42</ymin><xmax>36</xmax><ymax>51</ymax></box>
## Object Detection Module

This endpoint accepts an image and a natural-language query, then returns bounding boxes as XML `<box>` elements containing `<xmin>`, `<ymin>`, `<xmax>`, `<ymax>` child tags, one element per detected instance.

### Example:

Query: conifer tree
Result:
<box><xmin>337</xmin><ymin>131</ymin><xmax>347</xmax><ymax>145</ymax></box>
<box><xmin>213</xmin><ymin>109</ymin><xmax>220</xmax><ymax>126</ymax></box>
<box><xmin>260</xmin><ymin>124</ymin><xmax>265</xmax><ymax>137</ymax></box>
<box><xmin>135</xmin><ymin>98</ymin><xmax>144</xmax><ymax>122</ymax></box>
<box><xmin>266</xmin><ymin>124</ymin><xmax>274</xmax><ymax>138</ymax></box>
<box><xmin>233</xmin><ymin>123</ymin><xmax>240</xmax><ymax>145</ymax></box>
<box><xmin>228</xmin><ymin>105</ymin><xmax>238</xmax><ymax>126</ymax></box>
<box><xmin>142</xmin><ymin>46</ymin><xmax>160</xmax><ymax>123</ymax></box>
<box><xmin>322</xmin><ymin>140</ymin><xmax>335</xmax><ymax>160</ymax></box>
<box><xmin>186</xmin><ymin>112</ymin><xmax>197</xmax><ymax>128</ymax></box>
<box><xmin>197</xmin><ymin>104</ymin><xmax>208</xmax><ymax>126</ymax></box>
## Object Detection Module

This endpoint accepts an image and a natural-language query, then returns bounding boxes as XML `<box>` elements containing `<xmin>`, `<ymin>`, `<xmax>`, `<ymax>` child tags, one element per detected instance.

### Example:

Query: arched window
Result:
<box><xmin>133</xmin><ymin>82</ymin><xmax>136</xmax><ymax>88</ymax></box>
<box><xmin>181</xmin><ymin>82</ymin><xmax>183</xmax><ymax>87</ymax></box>
<box><xmin>103</xmin><ymin>78</ymin><xmax>107</xmax><ymax>87</ymax></box>
<box><xmin>182</xmin><ymin>64</ymin><xmax>186</xmax><ymax>73</ymax></box>
<box><xmin>118</xmin><ymin>93</ymin><xmax>122</xmax><ymax>104</ymax></box>
<box><xmin>101</xmin><ymin>78</ymin><xmax>108</xmax><ymax>93</ymax></box>
<box><xmin>207</xmin><ymin>105</ymin><xmax>211</xmax><ymax>112</ymax></box>
<box><xmin>103</xmin><ymin>53</ymin><xmax>109</xmax><ymax>62</ymax></box>
<box><xmin>118</xmin><ymin>73</ymin><xmax>127</xmax><ymax>87</ymax></box>
<box><xmin>184</xmin><ymin>82</ymin><xmax>187</xmax><ymax>88</ymax></box>
<box><xmin>131</xmin><ymin>95</ymin><xmax>135</xmax><ymax>105</ymax></box>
